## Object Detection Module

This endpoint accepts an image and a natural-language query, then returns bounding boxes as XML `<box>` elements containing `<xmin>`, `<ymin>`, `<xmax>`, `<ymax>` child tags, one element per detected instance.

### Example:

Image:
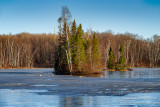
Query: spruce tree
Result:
<box><xmin>84</xmin><ymin>39</ymin><xmax>91</xmax><ymax>59</ymax></box>
<box><xmin>71</xmin><ymin>19</ymin><xmax>76</xmax><ymax>36</ymax></box>
<box><xmin>70</xmin><ymin>34</ymin><xmax>77</xmax><ymax>66</ymax></box>
<box><xmin>55</xmin><ymin>36</ymin><xmax>69</xmax><ymax>74</ymax></box>
<box><xmin>70</xmin><ymin>20</ymin><xmax>77</xmax><ymax>66</ymax></box>
<box><xmin>116</xmin><ymin>45</ymin><xmax>127</xmax><ymax>70</ymax></box>
<box><xmin>74</xmin><ymin>24</ymin><xmax>86</xmax><ymax>72</ymax></box>
<box><xmin>91</xmin><ymin>33</ymin><xmax>101</xmax><ymax>72</ymax></box>
<box><xmin>107</xmin><ymin>47</ymin><xmax>115</xmax><ymax>70</ymax></box>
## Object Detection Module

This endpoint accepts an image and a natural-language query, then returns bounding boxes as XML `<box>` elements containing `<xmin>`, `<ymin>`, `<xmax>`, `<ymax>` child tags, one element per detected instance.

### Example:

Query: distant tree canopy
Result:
<box><xmin>0</xmin><ymin>31</ymin><xmax>160</xmax><ymax>69</ymax></box>
<box><xmin>0</xmin><ymin>33</ymin><xmax>56</xmax><ymax>68</ymax></box>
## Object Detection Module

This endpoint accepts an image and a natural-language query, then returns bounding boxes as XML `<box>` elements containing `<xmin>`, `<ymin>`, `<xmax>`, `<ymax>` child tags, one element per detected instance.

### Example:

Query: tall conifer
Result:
<box><xmin>70</xmin><ymin>20</ymin><xmax>77</xmax><ymax>66</ymax></box>
<box><xmin>74</xmin><ymin>24</ymin><xmax>86</xmax><ymax>72</ymax></box>
<box><xmin>71</xmin><ymin>19</ymin><xmax>76</xmax><ymax>36</ymax></box>
<box><xmin>91</xmin><ymin>33</ymin><xmax>101</xmax><ymax>72</ymax></box>
<box><xmin>107</xmin><ymin>47</ymin><xmax>115</xmax><ymax>70</ymax></box>
<box><xmin>116</xmin><ymin>45</ymin><xmax>127</xmax><ymax>70</ymax></box>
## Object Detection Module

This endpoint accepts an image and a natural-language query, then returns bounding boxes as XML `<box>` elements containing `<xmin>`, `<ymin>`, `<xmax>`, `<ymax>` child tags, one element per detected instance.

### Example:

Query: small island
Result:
<box><xmin>54</xmin><ymin>7</ymin><xmax>132</xmax><ymax>75</ymax></box>
<box><xmin>107</xmin><ymin>45</ymin><xmax>132</xmax><ymax>71</ymax></box>
<box><xmin>54</xmin><ymin>7</ymin><xmax>102</xmax><ymax>75</ymax></box>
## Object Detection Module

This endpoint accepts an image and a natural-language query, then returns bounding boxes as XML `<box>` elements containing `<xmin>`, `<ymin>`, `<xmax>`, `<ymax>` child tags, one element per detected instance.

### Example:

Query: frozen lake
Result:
<box><xmin>0</xmin><ymin>68</ymin><xmax>160</xmax><ymax>107</ymax></box>
<box><xmin>103</xmin><ymin>68</ymin><xmax>160</xmax><ymax>78</ymax></box>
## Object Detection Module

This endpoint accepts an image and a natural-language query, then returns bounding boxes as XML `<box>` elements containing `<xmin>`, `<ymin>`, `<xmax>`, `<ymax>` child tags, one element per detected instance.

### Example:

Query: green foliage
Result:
<box><xmin>83</xmin><ymin>39</ymin><xmax>92</xmax><ymax>71</ymax></box>
<box><xmin>70</xmin><ymin>34</ymin><xmax>77</xmax><ymax>64</ymax></box>
<box><xmin>107</xmin><ymin>47</ymin><xmax>115</xmax><ymax>70</ymax></box>
<box><xmin>84</xmin><ymin>39</ymin><xmax>91</xmax><ymax>58</ymax></box>
<box><xmin>116</xmin><ymin>45</ymin><xmax>127</xmax><ymax>70</ymax></box>
<box><xmin>91</xmin><ymin>33</ymin><xmax>100</xmax><ymax>61</ymax></box>
<box><xmin>91</xmin><ymin>33</ymin><xmax>101</xmax><ymax>71</ymax></box>
<box><xmin>55</xmin><ymin>37</ymin><xmax>69</xmax><ymax>74</ymax></box>
<box><xmin>73</xmin><ymin>24</ymin><xmax>86</xmax><ymax>71</ymax></box>
<box><xmin>76</xmin><ymin>24</ymin><xmax>83</xmax><ymax>37</ymax></box>
<box><xmin>84</xmin><ymin>39</ymin><xmax>90</xmax><ymax>51</ymax></box>
<box><xmin>71</xmin><ymin>19</ymin><xmax>76</xmax><ymax>35</ymax></box>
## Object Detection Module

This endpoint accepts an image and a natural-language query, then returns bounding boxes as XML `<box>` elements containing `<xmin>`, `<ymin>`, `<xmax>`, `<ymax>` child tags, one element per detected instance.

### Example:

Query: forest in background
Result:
<box><xmin>0</xmin><ymin>31</ymin><xmax>160</xmax><ymax>69</ymax></box>
<box><xmin>0</xmin><ymin>33</ymin><xmax>56</xmax><ymax>68</ymax></box>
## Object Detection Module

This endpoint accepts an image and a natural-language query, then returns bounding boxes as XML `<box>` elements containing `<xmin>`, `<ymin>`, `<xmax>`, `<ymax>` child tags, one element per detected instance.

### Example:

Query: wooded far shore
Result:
<box><xmin>0</xmin><ymin>31</ymin><xmax>160</xmax><ymax>69</ymax></box>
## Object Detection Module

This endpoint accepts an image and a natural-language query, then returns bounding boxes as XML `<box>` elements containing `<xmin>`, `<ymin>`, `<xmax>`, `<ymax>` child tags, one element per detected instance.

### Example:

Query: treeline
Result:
<box><xmin>0</xmin><ymin>31</ymin><xmax>160</xmax><ymax>69</ymax></box>
<box><xmin>0</xmin><ymin>33</ymin><xmax>56</xmax><ymax>68</ymax></box>
<box><xmin>97</xmin><ymin>32</ymin><xmax>160</xmax><ymax>68</ymax></box>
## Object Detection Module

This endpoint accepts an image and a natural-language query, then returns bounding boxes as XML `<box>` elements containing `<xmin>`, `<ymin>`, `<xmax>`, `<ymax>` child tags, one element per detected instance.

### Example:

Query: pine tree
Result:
<box><xmin>91</xmin><ymin>33</ymin><xmax>101</xmax><ymax>72</ymax></box>
<box><xmin>55</xmin><ymin>36</ymin><xmax>69</xmax><ymax>74</ymax></box>
<box><xmin>76</xmin><ymin>24</ymin><xmax>83</xmax><ymax>37</ymax></box>
<box><xmin>71</xmin><ymin>19</ymin><xmax>76</xmax><ymax>36</ymax></box>
<box><xmin>74</xmin><ymin>24</ymin><xmax>86</xmax><ymax>72</ymax></box>
<box><xmin>107</xmin><ymin>47</ymin><xmax>115</xmax><ymax>70</ymax></box>
<box><xmin>116</xmin><ymin>45</ymin><xmax>127</xmax><ymax>70</ymax></box>
<box><xmin>84</xmin><ymin>39</ymin><xmax>90</xmax><ymax>51</ymax></box>
<box><xmin>70</xmin><ymin>34</ymin><xmax>77</xmax><ymax>66</ymax></box>
<box><xmin>70</xmin><ymin>20</ymin><xmax>77</xmax><ymax>66</ymax></box>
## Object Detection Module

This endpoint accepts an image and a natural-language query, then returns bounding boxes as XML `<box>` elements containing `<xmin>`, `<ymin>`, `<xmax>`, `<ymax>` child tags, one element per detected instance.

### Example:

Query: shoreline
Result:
<box><xmin>102</xmin><ymin>68</ymin><xmax>133</xmax><ymax>71</ymax></box>
<box><xmin>0</xmin><ymin>67</ymin><xmax>53</xmax><ymax>70</ymax></box>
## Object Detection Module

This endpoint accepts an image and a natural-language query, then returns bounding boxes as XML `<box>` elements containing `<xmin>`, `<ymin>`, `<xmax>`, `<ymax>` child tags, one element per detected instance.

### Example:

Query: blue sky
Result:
<box><xmin>0</xmin><ymin>0</ymin><xmax>160</xmax><ymax>38</ymax></box>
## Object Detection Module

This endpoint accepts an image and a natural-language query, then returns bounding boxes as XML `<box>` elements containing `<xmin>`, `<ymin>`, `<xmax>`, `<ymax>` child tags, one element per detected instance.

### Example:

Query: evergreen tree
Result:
<box><xmin>71</xmin><ymin>19</ymin><xmax>76</xmax><ymax>36</ymax></box>
<box><xmin>55</xmin><ymin>36</ymin><xmax>69</xmax><ymax>74</ymax></box>
<box><xmin>107</xmin><ymin>47</ymin><xmax>115</xmax><ymax>70</ymax></box>
<box><xmin>70</xmin><ymin>34</ymin><xmax>77</xmax><ymax>66</ymax></box>
<box><xmin>84</xmin><ymin>39</ymin><xmax>91</xmax><ymax>59</ymax></box>
<box><xmin>74</xmin><ymin>24</ymin><xmax>86</xmax><ymax>72</ymax></box>
<box><xmin>70</xmin><ymin>20</ymin><xmax>77</xmax><ymax>66</ymax></box>
<box><xmin>84</xmin><ymin>39</ymin><xmax>90</xmax><ymax>51</ymax></box>
<box><xmin>116</xmin><ymin>45</ymin><xmax>127</xmax><ymax>70</ymax></box>
<box><xmin>76</xmin><ymin>24</ymin><xmax>83</xmax><ymax>37</ymax></box>
<box><xmin>91</xmin><ymin>33</ymin><xmax>101</xmax><ymax>72</ymax></box>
